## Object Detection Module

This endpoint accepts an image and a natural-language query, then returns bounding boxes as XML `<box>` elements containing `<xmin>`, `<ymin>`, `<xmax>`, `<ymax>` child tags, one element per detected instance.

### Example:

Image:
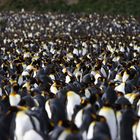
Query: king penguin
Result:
<box><xmin>45</xmin><ymin>98</ymin><xmax>66</xmax><ymax>125</ymax></box>
<box><xmin>13</xmin><ymin>106</ymin><xmax>41</xmax><ymax>140</ymax></box>
<box><xmin>9</xmin><ymin>83</ymin><xmax>21</xmax><ymax>106</ymax></box>
<box><xmin>66</xmin><ymin>91</ymin><xmax>81</xmax><ymax>121</ymax></box>
<box><xmin>87</xmin><ymin>115</ymin><xmax>111</xmax><ymax>140</ymax></box>
<box><xmin>98</xmin><ymin>104</ymin><xmax>118</xmax><ymax>140</ymax></box>
<box><xmin>120</xmin><ymin>108</ymin><xmax>137</xmax><ymax>140</ymax></box>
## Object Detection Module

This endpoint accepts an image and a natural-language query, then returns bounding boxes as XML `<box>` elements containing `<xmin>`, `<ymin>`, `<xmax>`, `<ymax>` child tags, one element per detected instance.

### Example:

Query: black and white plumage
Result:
<box><xmin>66</xmin><ymin>91</ymin><xmax>81</xmax><ymax>121</ymax></box>
<box><xmin>0</xmin><ymin>12</ymin><xmax>139</xmax><ymax>140</ymax></box>
<box><xmin>98</xmin><ymin>105</ymin><xmax>118</xmax><ymax>140</ymax></box>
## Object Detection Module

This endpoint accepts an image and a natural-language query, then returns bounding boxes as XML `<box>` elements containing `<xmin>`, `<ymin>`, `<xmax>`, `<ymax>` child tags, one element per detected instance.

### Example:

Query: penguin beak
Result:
<box><xmin>80</xmin><ymin>98</ymin><xmax>85</xmax><ymax>105</ymax></box>
<box><xmin>58</xmin><ymin>120</ymin><xmax>63</xmax><ymax>126</ymax></box>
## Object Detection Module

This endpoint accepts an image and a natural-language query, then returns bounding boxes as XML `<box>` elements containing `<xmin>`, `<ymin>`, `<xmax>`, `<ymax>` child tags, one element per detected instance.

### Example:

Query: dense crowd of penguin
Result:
<box><xmin>0</xmin><ymin>11</ymin><xmax>140</xmax><ymax>140</ymax></box>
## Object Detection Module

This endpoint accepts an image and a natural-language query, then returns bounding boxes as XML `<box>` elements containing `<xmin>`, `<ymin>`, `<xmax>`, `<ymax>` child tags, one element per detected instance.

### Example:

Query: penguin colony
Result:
<box><xmin>0</xmin><ymin>11</ymin><xmax>140</xmax><ymax>140</ymax></box>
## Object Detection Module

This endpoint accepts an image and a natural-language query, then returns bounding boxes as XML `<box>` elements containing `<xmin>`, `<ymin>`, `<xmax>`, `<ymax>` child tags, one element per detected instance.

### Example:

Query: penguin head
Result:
<box><xmin>115</xmin><ymin>96</ymin><xmax>131</xmax><ymax>110</ymax></box>
<box><xmin>82</xmin><ymin>73</ymin><xmax>95</xmax><ymax>86</ymax></box>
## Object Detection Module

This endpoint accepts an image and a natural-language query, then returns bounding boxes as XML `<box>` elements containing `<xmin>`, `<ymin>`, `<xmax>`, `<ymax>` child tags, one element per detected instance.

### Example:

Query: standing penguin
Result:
<box><xmin>45</xmin><ymin>98</ymin><xmax>66</xmax><ymax>125</ymax></box>
<box><xmin>12</xmin><ymin>107</ymin><xmax>41</xmax><ymax>140</ymax></box>
<box><xmin>74</xmin><ymin>104</ymin><xmax>95</xmax><ymax>131</ymax></box>
<box><xmin>87</xmin><ymin>115</ymin><xmax>111</xmax><ymax>140</ymax></box>
<box><xmin>66</xmin><ymin>91</ymin><xmax>81</xmax><ymax>121</ymax></box>
<box><xmin>115</xmin><ymin>96</ymin><xmax>132</xmax><ymax>140</ymax></box>
<box><xmin>120</xmin><ymin>108</ymin><xmax>137</xmax><ymax>140</ymax></box>
<box><xmin>98</xmin><ymin>104</ymin><xmax>118</xmax><ymax>140</ymax></box>
<box><xmin>9</xmin><ymin>83</ymin><xmax>21</xmax><ymax>106</ymax></box>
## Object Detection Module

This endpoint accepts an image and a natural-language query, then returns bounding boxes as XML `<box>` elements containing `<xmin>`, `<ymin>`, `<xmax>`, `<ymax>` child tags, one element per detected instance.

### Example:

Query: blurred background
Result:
<box><xmin>0</xmin><ymin>0</ymin><xmax>139</xmax><ymax>15</ymax></box>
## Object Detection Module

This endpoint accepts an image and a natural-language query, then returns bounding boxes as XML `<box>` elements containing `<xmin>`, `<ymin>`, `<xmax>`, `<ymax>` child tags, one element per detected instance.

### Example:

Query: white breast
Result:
<box><xmin>45</xmin><ymin>100</ymin><xmax>52</xmax><ymax>119</ymax></box>
<box><xmin>66</xmin><ymin>91</ymin><xmax>81</xmax><ymax>121</ymax></box>
<box><xmin>87</xmin><ymin>122</ymin><xmax>96</xmax><ymax>140</ymax></box>
<box><xmin>99</xmin><ymin>107</ymin><xmax>117</xmax><ymax>140</ymax></box>
<box><xmin>9</xmin><ymin>94</ymin><xmax>21</xmax><ymax>106</ymax></box>
<box><xmin>23</xmin><ymin>130</ymin><xmax>43</xmax><ymax>140</ymax></box>
<box><xmin>74</xmin><ymin>109</ymin><xmax>83</xmax><ymax>128</ymax></box>
<box><xmin>15</xmin><ymin>112</ymin><xmax>33</xmax><ymax>140</ymax></box>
